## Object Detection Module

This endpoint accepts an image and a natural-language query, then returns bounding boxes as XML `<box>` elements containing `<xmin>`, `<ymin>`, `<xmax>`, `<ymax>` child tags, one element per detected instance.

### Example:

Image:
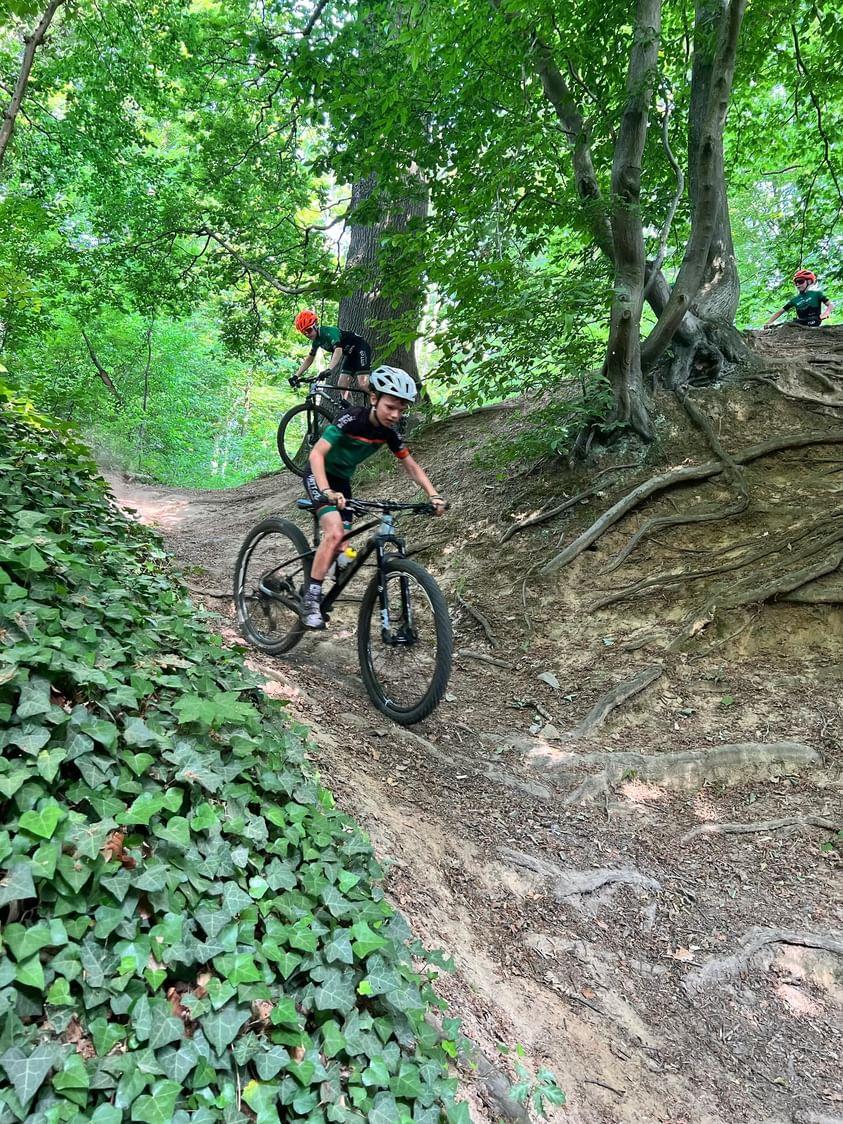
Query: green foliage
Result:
<box><xmin>474</xmin><ymin>379</ymin><xmax>614</xmax><ymax>472</ymax></box>
<box><xmin>0</xmin><ymin>390</ymin><xmax>459</xmax><ymax>1122</ymax></box>
<box><xmin>498</xmin><ymin>1044</ymin><xmax>565</xmax><ymax>1118</ymax></box>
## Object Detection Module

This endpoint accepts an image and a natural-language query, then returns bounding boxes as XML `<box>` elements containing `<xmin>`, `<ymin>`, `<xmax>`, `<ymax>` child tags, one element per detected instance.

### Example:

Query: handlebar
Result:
<box><xmin>344</xmin><ymin>498</ymin><xmax>449</xmax><ymax>516</ymax></box>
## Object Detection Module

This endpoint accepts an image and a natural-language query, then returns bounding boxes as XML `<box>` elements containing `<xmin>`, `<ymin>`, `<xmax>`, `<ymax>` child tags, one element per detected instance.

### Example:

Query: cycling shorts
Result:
<box><xmin>304</xmin><ymin>467</ymin><xmax>353</xmax><ymax>521</ymax></box>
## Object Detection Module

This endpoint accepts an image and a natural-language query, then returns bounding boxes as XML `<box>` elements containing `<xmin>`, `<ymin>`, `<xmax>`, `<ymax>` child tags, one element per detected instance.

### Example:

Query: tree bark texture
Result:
<box><xmin>0</xmin><ymin>0</ymin><xmax>65</xmax><ymax>173</ymax></box>
<box><xmin>338</xmin><ymin>172</ymin><xmax>428</xmax><ymax>383</ymax></box>
<box><xmin>602</xmin><ymin>0</ymin><xmax>662</xmax><ymax>439</ymax></box>
<box><xmin>640</xmin><ymin>0</ymin><xmax>747</xmax><ymax>369</ymax></box>
<box><xmin>687</xmin><ymin>0</ymin><xmax>740</xmax><ymax>323</ymax></box>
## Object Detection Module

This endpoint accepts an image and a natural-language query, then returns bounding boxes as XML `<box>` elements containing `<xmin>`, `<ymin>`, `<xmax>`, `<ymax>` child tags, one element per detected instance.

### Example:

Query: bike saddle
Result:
<box><xmin>296</xmin><ymin>498</ymin><xmax>316</xmax><ymax>511</ymax></box>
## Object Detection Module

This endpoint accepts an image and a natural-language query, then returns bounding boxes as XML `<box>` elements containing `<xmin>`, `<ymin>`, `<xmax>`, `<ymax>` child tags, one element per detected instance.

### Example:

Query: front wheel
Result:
<box><xmin>277</xmin><ymin>402</ymin><xmax>334</xmax><ymax>477</ymax></box>
<box><xmin>233</xmin><ymin>518</ymin><xmax>311</xmax><ymax>654</ymax></box>
<box><xmin>357</xmin><ymin>557</ymin><xmax>453</xmax><ymax>725</ymax></box>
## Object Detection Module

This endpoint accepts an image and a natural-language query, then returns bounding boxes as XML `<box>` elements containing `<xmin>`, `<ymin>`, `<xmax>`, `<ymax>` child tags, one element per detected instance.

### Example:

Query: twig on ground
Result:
<box><xmin>585</xmin><ymin>1078</ymin><xmax>626</xmax><ymax>1097</ymax></box>
<box><xmin>457</xmin><ymin>649</ymin><xmax>516</xmax><ymax>670</ymax></box>
<box><xmin>456</xmin><ymin>594</ymin><xmax>497</xmax><ymax>646</ymax></box>
<box><xmin>185</xmin><ymin>585</ymin><xmax>233</xmax><ymax>598</ymax></box>
<box><xmin>681</xmin><ymin>815</ymin><xmax>839</xmax><ymax>843</ymax></box>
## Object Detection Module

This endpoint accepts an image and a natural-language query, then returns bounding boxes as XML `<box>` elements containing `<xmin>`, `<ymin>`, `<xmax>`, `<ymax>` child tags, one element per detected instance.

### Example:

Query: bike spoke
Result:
<box><xmin>365</xmin><ymin>571</ymin><xmax>440</xmax><ymax>711</ymax></box>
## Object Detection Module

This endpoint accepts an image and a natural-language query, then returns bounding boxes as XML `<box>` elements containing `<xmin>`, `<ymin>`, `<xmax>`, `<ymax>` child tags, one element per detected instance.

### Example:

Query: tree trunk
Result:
<box><xmin>0</xmin><ymin>0</ymin><xmax>65</xmax><ymax>173</ymax></box>
<box><xmin>640</xmin><ymin>0</ymin><xmax>747</xmax><ymax>371</ymax></box>
<box><xmin>338</xmin><ymin>172</ymin><xmax>428</xmax><ymax>383</ymax></box>
<box><xmin>687</xmin><ymin>0</ymin><xmax>740</xmax><ymax>324</ymax></box>
<box><xmin>602</xmin><ymin>0</ymin><xmax>662</xmax><ymax>440</ymax></box>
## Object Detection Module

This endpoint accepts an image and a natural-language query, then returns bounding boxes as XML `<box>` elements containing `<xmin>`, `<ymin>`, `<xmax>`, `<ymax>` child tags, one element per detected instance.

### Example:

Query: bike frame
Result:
<box><xmin>267</xmin><ymin>508</ymin><xmax>415</xmax><ymax>642</ymax></box>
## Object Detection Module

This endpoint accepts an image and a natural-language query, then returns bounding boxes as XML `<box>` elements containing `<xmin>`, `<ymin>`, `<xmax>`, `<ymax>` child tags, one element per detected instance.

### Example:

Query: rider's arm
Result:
<box><xmin>294</xmin><ymin>352</ymin><xmax>316</xmax><ymax>379</ymax></box>
<box><xmin>399</xmin><ymin>455</ymin><xmax>446</xmax><ymax>513</ymax></box>
<box><xmin>763</xmin><ymin>307</ymin><xmax>787</xmax><ymax>328</ymax></box>
<box><xmin>326</xmin><ymin>345</ymin><xmax>345</xmax><ymax>375</ymax></box>
<box><xmin>821</xmin><ymin>297</ymin><xmax>833</xmax><ymax>319</ymax></box>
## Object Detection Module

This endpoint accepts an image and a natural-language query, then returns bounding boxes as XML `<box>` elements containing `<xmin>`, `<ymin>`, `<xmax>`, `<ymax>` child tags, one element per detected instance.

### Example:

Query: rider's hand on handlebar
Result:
<box><xmin>324</xmin><ymin>489</ymin><xmax>347</xmax><ymax>511</ymax></box>
<box><xmin>430</xmin><ymin>496</ymin><xmax>447</xmax><ymax>516</ymax></box>
<box><xmin>289</xmin><ymin>375</ymin><xmax>302</xmax><ymax>388</ymax></box>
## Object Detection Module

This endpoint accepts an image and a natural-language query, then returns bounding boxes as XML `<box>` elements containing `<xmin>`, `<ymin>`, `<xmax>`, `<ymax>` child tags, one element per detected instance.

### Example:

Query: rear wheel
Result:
<box><xmin>357</xmin><ymin>557</ymin><xmax>452</xmax><ymax>725</ymax></box>
<box><xmin>233</xmin><ymin>518</ymin><xmax>311</xmax><ymax>654</ymax></box>
<box><xmin>277</xmin><ymin>402</ymin><xmax>334</xmax><ymax>477</ymax></box>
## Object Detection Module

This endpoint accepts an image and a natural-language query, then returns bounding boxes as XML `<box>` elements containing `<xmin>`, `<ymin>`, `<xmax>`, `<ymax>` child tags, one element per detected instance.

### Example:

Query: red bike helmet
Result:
<box><xmin>793</xmin><ymin>269</ymin><xmax>817</xmax><ymax>283</ymax></box>
<box><xmin>294</xmin><ymin>310</ymin><xmax>318</xmax><ymax>333</ymax></box>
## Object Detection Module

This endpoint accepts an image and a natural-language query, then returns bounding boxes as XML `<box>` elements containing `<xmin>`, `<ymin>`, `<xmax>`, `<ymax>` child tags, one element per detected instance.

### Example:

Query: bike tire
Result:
<box><xmin>233</xmin><ymin>517</ymin><xmax>311</xmax><ymax>654</ymax></box>
<box><xmin>357</xmin><ymin>557</ymin><xmax>453</xmax><ymax>725</ymax></box>
<box><xmin>276</xmin><ymin>402</ymin><xmax>335</xmax><ymax>478</ymax></box>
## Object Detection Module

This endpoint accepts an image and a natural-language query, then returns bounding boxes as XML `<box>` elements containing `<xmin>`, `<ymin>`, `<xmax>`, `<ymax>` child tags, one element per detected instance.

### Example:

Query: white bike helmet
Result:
<box><xmin>369</xmin><ymin>365</ymin><xmax>417</xmax><ymax>403</ymax></box>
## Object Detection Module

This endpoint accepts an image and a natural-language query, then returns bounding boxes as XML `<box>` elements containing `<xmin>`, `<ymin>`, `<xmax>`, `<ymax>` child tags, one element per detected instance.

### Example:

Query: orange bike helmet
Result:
<box><xmin>793</xmin><ymin>270</ymin><xmax>817</xmax><ymax>283</ymax></box>
<box><xmin>294</xmin><ymin>310</ymin><xmax>318</xmax><ymax>333</ymax></box>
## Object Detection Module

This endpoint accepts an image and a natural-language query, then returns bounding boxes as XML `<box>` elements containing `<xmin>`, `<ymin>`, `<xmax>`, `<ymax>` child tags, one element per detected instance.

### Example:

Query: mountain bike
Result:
<box><xmin>233</xmin><ymin>497</ymin><xmax>452</xmax><ymax>725</ymax></box>
<box><xmin>276</xmin><ymin>371</ymin><xmax>369</xmax><ymax>477</ymax></box>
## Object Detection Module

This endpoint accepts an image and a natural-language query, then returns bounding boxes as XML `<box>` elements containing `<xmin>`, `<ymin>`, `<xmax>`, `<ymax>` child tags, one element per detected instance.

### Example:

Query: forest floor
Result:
<box><xmin>106</xmin><ymin>325</ymin><xmax>842</xmax><ymax>1124</ymax></box>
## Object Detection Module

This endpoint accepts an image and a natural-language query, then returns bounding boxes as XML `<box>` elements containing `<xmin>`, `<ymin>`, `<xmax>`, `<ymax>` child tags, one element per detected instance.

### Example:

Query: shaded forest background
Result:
<box><xmin>1</xmin><ymin>0</ymin><xmax>841</xmax><ymax>485</ymax></box>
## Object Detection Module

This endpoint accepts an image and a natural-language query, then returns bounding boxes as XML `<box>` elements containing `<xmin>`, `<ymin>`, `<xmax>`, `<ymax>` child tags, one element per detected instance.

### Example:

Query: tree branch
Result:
<box><xmin>81</xmin><ymin>329</ymin><xmax>123</xmax><ymax>408</ymax></box>
<box><xmin>0</xmin><ymin>0</ymin><xmax>66</xmax><ymax>172</ymax></box>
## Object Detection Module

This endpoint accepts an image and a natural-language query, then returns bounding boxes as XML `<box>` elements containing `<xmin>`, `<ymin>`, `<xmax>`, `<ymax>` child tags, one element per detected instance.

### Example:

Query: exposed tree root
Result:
<box><xmin>683</xmin><ymin>929</ymin><xmax>843</xmax><ymax>995</ymax></box>
<box><xmin>591</xmin><ymin>509</ymin><xmax>843</xmax><ymax>612</ymax></box>
<box><xmin>540</xmin><ymin>428</ymin><xmax>843</xmax><ymax>575</ymax></box>
<box><xmin>601</xmin><ymin>391</ymin><xmax>748</xmax><ymax>574</ymax></box>
<box><xmin>779</xmin><ymin>580</ymin><xmax>843</xmax><ymax>604</ymax></box>
<box><xmin>564</xmin><ymin>665</ymin><xmax>663</xmax><ymax>739</ymax></box>
<box><xmin>746</xmin><ymin>373</ymin><xmax>843</xmax><ymax>410</ymax></box>
<box><xmin>681</xmin><ymin>815</ymin><xmax>839</xmax><ymax>843</ymax></box>
<box><xmin>501</xmin><ymin>488</ymin><xmax>597</xmax><ymax>544</ymax></box>
<box><xmin>456</xmin><ymin>594</ymin><xmax>497</xmax><ymax>646</ymax></box>
<box><xmin>669</xmin><ymin>540</ymin><xmax>843</xmax><ymax>649</ymax></box>
<box><xmin>501</xmin><ymin>463</ymin><xmax>639</xmax><ymax>543</ymax></box>
<box><xmin>184</xmin><ymin>584</ymin><xmax>232</xmax><ymax>599</ymax></box>
<box><xmin>519</xmin><ymin>741</ymin><xmax>822</xmax><ymax>803</ymax></box>
<box><xmin>499</xmin><ymin>849</ymin><xmax>661</xmax><ymax>900</ymax></box>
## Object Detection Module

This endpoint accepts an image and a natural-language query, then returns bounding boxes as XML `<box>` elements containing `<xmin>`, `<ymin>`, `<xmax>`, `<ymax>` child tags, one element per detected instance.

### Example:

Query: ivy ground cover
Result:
<box><xmin>0</xmin><ymin>392</ymin><xmax>464</xmax><ymax>1123</ymax></box>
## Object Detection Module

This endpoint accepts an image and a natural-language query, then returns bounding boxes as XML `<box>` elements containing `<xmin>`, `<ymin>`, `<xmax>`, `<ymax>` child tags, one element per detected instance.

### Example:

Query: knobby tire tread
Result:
<box><xmin>357</xmin><ymin>557</ymin><xmax>453</xmax><ymax>725</ymax></box>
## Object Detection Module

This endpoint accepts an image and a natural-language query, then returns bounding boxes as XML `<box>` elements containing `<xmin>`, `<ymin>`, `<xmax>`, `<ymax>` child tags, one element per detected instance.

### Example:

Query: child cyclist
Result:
<box><xmin>301</xmin><ymin>365</ymin><xmax>446</xmax><ymax>630</ymax></box>
<box><xmin>292</xmin><ymin>310</ymin><xmax>372</xmax><ymax>392</ymax></box>
<box><xmin>764</xmin><ymin>270</ymin><xmax>833</xmax><ymax>328</ymax></box>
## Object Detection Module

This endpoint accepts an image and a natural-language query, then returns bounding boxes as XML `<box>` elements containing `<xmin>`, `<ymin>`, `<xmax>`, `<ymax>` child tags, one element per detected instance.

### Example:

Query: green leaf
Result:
<box><xmin>3</xmin><ymin>919</ymin><xmax>66</xmax><ymax>961</ymax></box>
<box><xmin>123</xmin><ymin>718</ymin><xmax>162</xmax><ymax>747</ymax></box>
<box><xmin>254</xmin><ymin>1045</ymin><xmax>290</xmax><ymax>1081</ymax></box>
<box><xmin>312</xmin><ymin>966</ymin><xmax>356</xmax><ymax>1014</ymax></box>
<box><xmin>53</xmin><ymin>1051</ymin><xmax>89</xmax><ymax>1093</ymax></box>
<box><xmin>0</xmin><ymin>862</ymin><xmax>36</xmax><ymax>907</ymax></box>
<box><xmin>201</xmin><ymin>1002</ymin><xmax>250</xmax><ymax>1053</ymax></box>
<box><xmin>0</xmin><ymin>1043</ymin><xmax>60</xmax><ymax>1106</ymax></box>
<box><xmin>131</xmin><ymin>1078</ymin><xmax>181</xmax><ymax>1123</ymax></box>
<box><xmin>368</xmin><ymin>1092</ymin><xmax>400</xmax><ymax>1124</ymax></box>
<box><xmin>15</xmin><ymin>677</ymin><xmax>51</xmax><ymax>717</ymax></box>
<box><xmin>350</xmin><ymin>921</ymin><xmax>387</xmax><ymax>959</ymax></box>
<box><xmin>19</xmin><ymin>800</ymin><xmax>66</xmax><ymax>839</ymax></box>
<box><xmin>15</xmin><ymin>954</ymin><xmax>45</xmax><ymax>991</ymax></box>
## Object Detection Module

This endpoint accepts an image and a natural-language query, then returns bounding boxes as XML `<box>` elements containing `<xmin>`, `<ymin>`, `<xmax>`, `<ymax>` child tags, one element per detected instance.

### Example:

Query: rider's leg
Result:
<box><xmin>302</xmin><ymin>510</ymin><xmax>344</xmax><ymax>629</ymax></box>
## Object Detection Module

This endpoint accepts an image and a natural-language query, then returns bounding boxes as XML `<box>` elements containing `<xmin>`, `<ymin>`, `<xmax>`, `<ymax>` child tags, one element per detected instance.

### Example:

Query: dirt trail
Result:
<box><xmin>106</xmin><ymin>375</ymin><xmax>842</xmax><ymax>1124</ymax></box>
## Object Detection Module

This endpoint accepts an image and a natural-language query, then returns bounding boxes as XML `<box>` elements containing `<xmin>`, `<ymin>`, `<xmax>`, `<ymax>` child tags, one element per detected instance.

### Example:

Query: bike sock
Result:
<box><xmin>307</xmin><ymin>580</ymin><xmax>323</xmax><ymax>602</ymax></box>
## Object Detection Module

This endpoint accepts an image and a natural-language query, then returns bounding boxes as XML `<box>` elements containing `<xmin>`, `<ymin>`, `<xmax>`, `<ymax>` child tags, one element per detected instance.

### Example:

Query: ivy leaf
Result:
<box><xmin>350</xmin><ymin>921</ymin><xmax>387</xmax><ymax>959</ymax></box>
<box><xmin>148</xmin><ymin>1013</ymin><xmax>185</xmax><ymax>1051</ymax></box>
<box><xmin>0</xmin><ymin>1043</ymin><xmax>60</xmax><ymax>1106</ymax></box>
<box><xmin>130</xmin><ymin>1078</ymin><xmax>181</xmax><ymax>1123</ymax></box>
<box><xmin>312</xmin><ymin>966</ymin><xmax>357</xmax><ymax>1013</ymax></box>
<box><xmin>201</xmin><ymin>1002</ymin><xmax>250</xmax><ymax>1053</ymax></box>
<box><xmin>0</xmin><ymin>769</ymin><xmax>31</xmax><ymax>799</ymax></box>
<box><xmin>368</xmin><ymin>1091</ymin><xmax>400</xmax><ymax>1124</ymax></box>
<box><xmin>19</xmin><ymin>800</ymin><xmax>66</xmax><ymax>839</ymax></box>
<box><xmin>0</xmin><ymin>862</ymin><xmax>36</xmax><ymax>907</ymax></box>
<box><xmin>320</xmin><ymin>1020</ymin><xmax>346</xmax><ymax>1059</ymax></box>
<box><xmin>14</xmin><ymin>954</ymin><xmax>45</xmax><ymax>991</ymax></box>
<box><xmin>254</xmin><ymin>1045</ymin><xmax>290</xmax><ymax>1081</ymax></box>
<box><xmin>3</xmin><ymin>919</ymin><xmax>66</xmax><ymax>961</ymax></box>
<box><xmin>123</xmin><ymin>718</ymin><xmax>162</xmax><ymax>747</ymax></box>
<box><xmin>15</xmin><ymin>677</ymin><xmax>51</xmax><ymax>718</ymax></box>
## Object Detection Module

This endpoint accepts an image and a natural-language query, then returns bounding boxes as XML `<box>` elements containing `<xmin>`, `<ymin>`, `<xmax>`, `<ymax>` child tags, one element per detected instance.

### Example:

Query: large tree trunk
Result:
<box><xmin>688</xmin><ymin>0</ymin><xmax>740</xmax><ymax>324</ymax></box>
<box><xmin>338</xmin><ymin>172</ymin><xmax>428</xmax><ymax>383</ymax></box>
<box><xmin>640</xmin><ymin>0</ymin><xmax>747</xmax><ymax>373</ymax></box>
<box><xmin>602</xmin><ymin>0</ymin><xmax>662</xmax><ymax>439</ymax></box>
<box><xmin>0</xmin><ymin>0</ymin><xmax>65</xmax><ymax>173</ymax></box>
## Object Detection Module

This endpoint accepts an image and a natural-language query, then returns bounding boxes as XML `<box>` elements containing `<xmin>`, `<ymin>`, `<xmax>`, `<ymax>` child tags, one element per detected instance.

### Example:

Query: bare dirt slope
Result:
<box><xmin>107</xmin><ymin>334</ymin><xmax>842</xmax><ymax>1124</ymax></box>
